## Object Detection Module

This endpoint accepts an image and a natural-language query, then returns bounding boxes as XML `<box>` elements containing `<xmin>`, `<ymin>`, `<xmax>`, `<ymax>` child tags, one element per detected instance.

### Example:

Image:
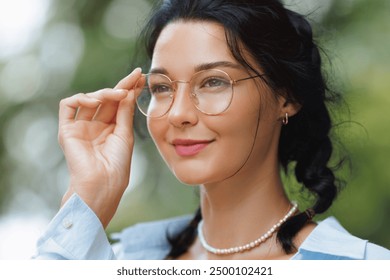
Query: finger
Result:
<box><xmin>92</xmin><ymin>99</ymin><xmax>121</xmax><ymax>123</ymax></box>
<box><xmin>114</xmin><ymin>67</ymin><xmax>142</xmax><ymax>90</ymax></box>
<box><xmin>86</xmin><ymin>88</ymin><xmax>128</xmax><ymax>123</ymax></box>
<box><xmin>91</xmin><ymin>69</ymin><xmax>143</xmax><ymax>123</ymax></box>
<box><xmin>86</xmin><ymin>88</ymin><xmax>128</xmax><ymax>102</ymax></box>
<box><xmin>114</xmin><ymin>89</ymin><xmax>137</xmax><ymax>141</ymax></box>
<box><xmin>76</xmin><ymin>104</ymin><xmax>101</xmax><ymax>121</ymax></box>
<box><xmin>63</xmin><ymin>68</ymin><xmax>142</xmax><ymax>124</ymax></box>
<box><xmin>134</xmin><ymin>75</ymin><xmax>146</xmax><ymax>97</ymax></box>
<box><xmin>59</xmin><ymin>93</ymin><xmax>101</xmax><ymax>126</ymax></box>
<box><xmin>114</xmin><ymin>77</ymin><xmax>146</xmax><ymax>131</ymax></box>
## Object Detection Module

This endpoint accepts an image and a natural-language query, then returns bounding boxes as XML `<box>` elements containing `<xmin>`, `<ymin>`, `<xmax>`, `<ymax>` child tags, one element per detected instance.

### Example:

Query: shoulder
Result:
<box><xmin>111</xmin><ymin>215</ymin><xmax>192</xmax><ymax>260</ymax></box>
<box><xmin>292</xmin><ymin>217</ymin><xmax>390</xmax><ymax>260</ymax></box>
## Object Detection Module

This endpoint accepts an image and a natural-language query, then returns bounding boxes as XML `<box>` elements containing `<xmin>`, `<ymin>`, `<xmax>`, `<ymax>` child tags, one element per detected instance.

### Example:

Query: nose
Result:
<box><xmin>167</xmin><ymin>82</ymin><xmax>198</xmax><ymax>128</ymax></box>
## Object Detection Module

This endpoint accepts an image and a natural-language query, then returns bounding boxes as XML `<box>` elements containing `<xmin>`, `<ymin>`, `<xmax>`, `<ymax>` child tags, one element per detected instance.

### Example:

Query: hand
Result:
<box><xmin>58</xmin><ymin>68</ymin><xmax>144</xmax><ymax>228</ymax></box>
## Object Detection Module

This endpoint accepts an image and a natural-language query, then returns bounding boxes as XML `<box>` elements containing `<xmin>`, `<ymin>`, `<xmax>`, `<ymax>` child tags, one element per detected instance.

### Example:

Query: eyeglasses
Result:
<box><xmin>135</xmin><ymin>68</ymin><xmax>263</xmax><ymax>118</ymax></box>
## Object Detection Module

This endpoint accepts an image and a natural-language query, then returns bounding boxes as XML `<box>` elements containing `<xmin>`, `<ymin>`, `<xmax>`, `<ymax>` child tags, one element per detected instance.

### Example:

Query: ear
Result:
<box><xmin>277</xmin><ymin>96</ymin><xmax>302</xmax><ymax>120</ymax></box>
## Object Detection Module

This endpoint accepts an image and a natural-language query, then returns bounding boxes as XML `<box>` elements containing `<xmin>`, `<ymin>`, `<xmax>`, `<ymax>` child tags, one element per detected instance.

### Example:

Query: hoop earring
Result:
<box><xmin>282</xmin><ymin>113</ymin><xmax>289</xmax><ymax>125</ymax></box>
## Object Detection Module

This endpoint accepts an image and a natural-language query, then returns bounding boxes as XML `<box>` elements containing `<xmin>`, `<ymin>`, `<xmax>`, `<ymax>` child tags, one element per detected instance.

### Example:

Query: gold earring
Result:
<box><xmin>282</xmin><ymin>113</ymin><xmax>289</xmax><ymax>125</ymax></box>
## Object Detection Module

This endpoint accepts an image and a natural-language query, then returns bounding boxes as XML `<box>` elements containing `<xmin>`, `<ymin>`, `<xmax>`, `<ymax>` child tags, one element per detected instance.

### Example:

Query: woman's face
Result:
<box><xmin>147</xmin><ymin>20</ymin><xmax>285</xmax><ymax>185</ymax></box>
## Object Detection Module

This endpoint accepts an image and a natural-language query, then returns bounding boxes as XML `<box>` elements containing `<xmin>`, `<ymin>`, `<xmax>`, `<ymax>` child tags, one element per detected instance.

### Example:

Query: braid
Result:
<box><xmin>165</xmin><ymin>208</ymin><xmax>202</xmax><ymax>259</ymax></box>
<box><xmin>276</xmin><ymin>10</ymin><xmax>340</xmax><ymax>254</ymax></box>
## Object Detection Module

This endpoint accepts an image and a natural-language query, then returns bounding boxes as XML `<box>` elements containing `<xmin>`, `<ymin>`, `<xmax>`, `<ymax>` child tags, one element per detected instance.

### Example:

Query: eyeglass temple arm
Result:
<box><xmin>233</xmin><ymin>74</ymin><xmax>266</xmax><ymax>84</ymax></box>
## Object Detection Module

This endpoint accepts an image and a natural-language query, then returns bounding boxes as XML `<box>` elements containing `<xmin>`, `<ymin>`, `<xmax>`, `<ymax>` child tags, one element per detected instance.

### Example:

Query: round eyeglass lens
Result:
<box><xmin>190</xmin><ymin>69</ymin><xmax>233</xmax><ymax>115</ymax></box>
<box><xmin>136</xmin><ymin>73</ymin><xmax>174</xmax><ymax>118</ymax></box>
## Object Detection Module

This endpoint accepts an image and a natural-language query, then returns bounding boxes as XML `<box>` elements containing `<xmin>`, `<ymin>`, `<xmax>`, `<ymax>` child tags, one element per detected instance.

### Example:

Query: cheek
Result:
<box><xmin>221</xmin><ymin>86</ymin><xmax>280</xmax><ymax>158</ymax></box>
<box><xmin>200</xmin><ymin>99</ymin><xmax>262</xmax><ymax>173</ymax></box>
<box><xmin>218</xmin><ymin>110</ymin><xmax>259</xmax><ymax>155</ymax></box>
<box><xmin>147</xmin><ymin>118</ymin><xmax>166</xmax><ymax>152</ymax></box>
<box><xmin>146</xmin><ymin>118</ymin><xmax>154</xmax><ymax>138</ymax></box>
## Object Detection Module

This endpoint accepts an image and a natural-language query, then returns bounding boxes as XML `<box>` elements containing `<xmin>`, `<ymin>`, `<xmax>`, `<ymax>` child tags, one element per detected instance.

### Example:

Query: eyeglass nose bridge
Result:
<box><xmin>170</xmin><ymin>80</ymin><xmax>198</xmax><ymax>100</ymax></box>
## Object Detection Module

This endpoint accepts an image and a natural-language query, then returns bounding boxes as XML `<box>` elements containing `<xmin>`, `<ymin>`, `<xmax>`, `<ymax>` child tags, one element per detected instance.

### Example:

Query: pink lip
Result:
<box><xmin>172</xmin><ymin>139</ymin><xmax>213</xmax><ymax>157</ymax></box>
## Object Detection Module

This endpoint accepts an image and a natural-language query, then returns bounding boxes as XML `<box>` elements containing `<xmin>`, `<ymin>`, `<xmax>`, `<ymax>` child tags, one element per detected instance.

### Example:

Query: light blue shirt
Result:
<box><xmin>33</xmin><ymin>194</ymin><xmax>390</xmax><ymax>260</ymax></box>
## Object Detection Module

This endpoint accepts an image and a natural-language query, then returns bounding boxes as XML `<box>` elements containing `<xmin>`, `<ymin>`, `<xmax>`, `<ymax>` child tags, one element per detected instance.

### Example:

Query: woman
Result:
<box><xmin>34</xmin><ymin>0</ymin><xmax>390</xmax><ymax>259</ymax></box>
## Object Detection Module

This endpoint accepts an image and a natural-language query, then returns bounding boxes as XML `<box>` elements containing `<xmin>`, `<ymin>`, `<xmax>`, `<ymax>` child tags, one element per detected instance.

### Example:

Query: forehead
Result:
<box><xmin>151</xmin><ymin>20</ymin><xmax>237</xmax><ymax>75</ymax></box>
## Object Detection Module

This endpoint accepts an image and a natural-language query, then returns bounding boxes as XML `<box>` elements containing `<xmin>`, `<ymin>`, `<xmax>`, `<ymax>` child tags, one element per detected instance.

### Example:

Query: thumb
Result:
<box><xmin>114</xmin><ymin>89</ymin><xmax>137</xmax><ymax>141</ymax></box>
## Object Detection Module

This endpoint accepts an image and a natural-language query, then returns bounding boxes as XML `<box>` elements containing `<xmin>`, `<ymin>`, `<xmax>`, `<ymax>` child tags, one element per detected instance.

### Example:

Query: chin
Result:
<box><xmin>170</xmin><ymin>165</ymin><xmax>228</xmax><ymax>186</ymax></box>
<box><xmin>172</xmin><ymin>171</ymin><xmax>204</xmax><ymax>186</ymax></box>
<box><xmin>169</xmin><ymin>164</ymin><xmax>215</xmax><ymax>185</ymax></box>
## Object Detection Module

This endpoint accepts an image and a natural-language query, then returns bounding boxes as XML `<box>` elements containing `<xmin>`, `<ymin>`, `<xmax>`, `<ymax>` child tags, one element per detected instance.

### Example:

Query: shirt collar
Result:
<box><xmin>294</xmin><ymin>216</ymin><xmax>367</xmax><ymax>259</ymax></box>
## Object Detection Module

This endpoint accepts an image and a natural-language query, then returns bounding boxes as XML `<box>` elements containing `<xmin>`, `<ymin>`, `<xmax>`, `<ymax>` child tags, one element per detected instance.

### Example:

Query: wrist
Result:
<box><xmin>62</xmin><ymin>186</ymin><xmax>123</xmax><ymax>229</ymax></box>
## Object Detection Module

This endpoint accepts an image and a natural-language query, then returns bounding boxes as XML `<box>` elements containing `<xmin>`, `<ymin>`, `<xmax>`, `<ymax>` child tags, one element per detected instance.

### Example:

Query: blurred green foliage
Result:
<box><xmin>0</xmin><ymin>0</ymin><xmax>389</xmax><ymax>256</ymax></box>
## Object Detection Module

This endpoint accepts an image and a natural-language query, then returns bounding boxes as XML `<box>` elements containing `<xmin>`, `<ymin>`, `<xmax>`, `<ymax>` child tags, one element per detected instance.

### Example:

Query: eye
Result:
<box><xmin>150</xmin><ymin>84</ymin><xmax>173</xmax><ymax>95</ymax></box>
<box><xmin>201</xmin><ymin>77</ymin><xmax>230</xmax><ymax>88</ymax></box>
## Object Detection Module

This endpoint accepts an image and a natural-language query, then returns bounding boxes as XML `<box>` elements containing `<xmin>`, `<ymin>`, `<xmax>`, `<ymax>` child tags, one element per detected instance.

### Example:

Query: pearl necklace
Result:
<box><xmin>197</xmin><ymin>202</ymin><xmax>298</xmax><ymax>255</ymax></box>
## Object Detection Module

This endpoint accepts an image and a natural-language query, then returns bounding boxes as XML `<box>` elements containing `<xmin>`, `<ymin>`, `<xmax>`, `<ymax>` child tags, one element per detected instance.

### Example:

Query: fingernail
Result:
<box><xmin>133</xmin><ymin>67</ymin><xmax>142</xmax><ymax>74</ymax></box>
<box><xmin>114</xmin><ymin>89</ymin><xmax>127</xmax><ymax>94</ymax></box>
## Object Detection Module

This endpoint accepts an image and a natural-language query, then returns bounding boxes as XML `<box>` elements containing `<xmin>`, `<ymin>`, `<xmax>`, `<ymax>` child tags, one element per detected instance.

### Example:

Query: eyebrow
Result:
<box><xmin>149</xmin><ymin>61</ymin><xmax>243</xmax><ymax>75</ymax></box>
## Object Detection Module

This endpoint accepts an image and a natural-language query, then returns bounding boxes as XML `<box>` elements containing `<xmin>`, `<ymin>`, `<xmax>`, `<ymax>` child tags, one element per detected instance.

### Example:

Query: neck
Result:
<box><xmin>199</xmin><ymin>163</ymin><xmax>292</xmax><ymax>252</ymax></box>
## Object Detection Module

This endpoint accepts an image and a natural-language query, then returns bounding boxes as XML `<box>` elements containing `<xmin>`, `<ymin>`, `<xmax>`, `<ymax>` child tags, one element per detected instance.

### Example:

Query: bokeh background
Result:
<box><xmin>0</xmin><ymin>0</ymin><xmax>389</xmax><ymax>259</ymax></box>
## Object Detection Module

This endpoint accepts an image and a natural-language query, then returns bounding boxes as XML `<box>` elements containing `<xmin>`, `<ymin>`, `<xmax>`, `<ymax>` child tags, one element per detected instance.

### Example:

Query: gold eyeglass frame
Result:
<box><xmin>135</xmin><ymin>68</ymin><xmax>264</xmax><ymax>118</ymax></box>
